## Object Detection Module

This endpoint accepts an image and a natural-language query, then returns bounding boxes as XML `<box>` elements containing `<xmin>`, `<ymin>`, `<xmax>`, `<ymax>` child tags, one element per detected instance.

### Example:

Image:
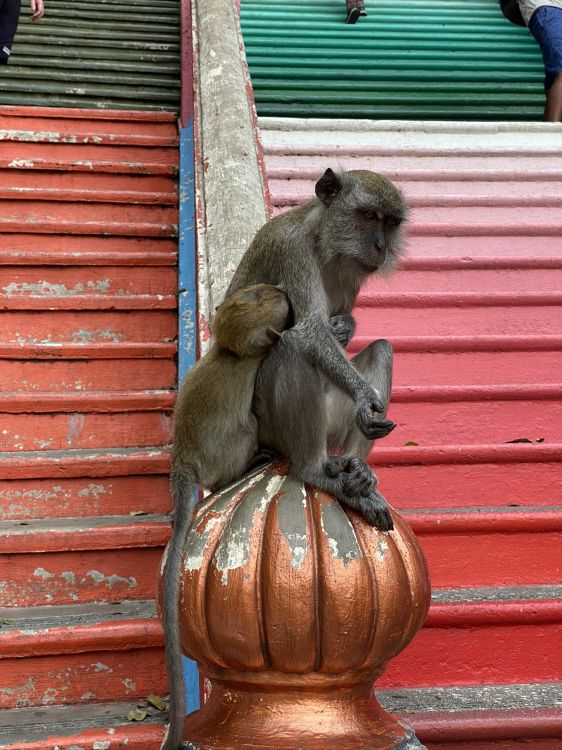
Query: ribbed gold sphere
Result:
<box><xmin>162</xmin><ymin>462</ymin><xmax>431</xmax><ymax>749</ymax></box>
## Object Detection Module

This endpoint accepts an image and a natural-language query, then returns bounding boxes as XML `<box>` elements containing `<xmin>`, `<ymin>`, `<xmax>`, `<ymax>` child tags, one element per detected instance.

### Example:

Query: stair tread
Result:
<box><xmin>379</xmin><ymin>681</ymin><xmax>562</xmax><ymax>714</ymax></box>
<box><xmin>432</xmin><ymin>584</ymin><xmax>562</xmax><ymax>604</ymax></box>
<box><xmin>0</xmin><ymin>700</ymin><xmax>166</xmax><ymax>744</ymax></box>
<box><xmin>0</xmin><ymin>599</ymin><xmax>157</xmax><ymax>630</ymax></box>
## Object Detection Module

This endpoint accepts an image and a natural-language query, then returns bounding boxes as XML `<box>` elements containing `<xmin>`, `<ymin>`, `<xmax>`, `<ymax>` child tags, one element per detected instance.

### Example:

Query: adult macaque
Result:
<box><xmin>227</xmin><ymin>168</ymin><xmax>407</xmax><ymax>530</ymax></box>
<box><xmin>163</xmin><ymin>284</ymin><xmax>290</xmax><ymax>750</ymax></box>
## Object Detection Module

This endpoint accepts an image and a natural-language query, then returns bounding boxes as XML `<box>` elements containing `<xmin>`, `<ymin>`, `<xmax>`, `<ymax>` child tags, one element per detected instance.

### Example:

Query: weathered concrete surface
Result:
<box><xmin>191</xmin><ymin>0</ymin><xmax>269</xmax><ymax>350</ymax></box>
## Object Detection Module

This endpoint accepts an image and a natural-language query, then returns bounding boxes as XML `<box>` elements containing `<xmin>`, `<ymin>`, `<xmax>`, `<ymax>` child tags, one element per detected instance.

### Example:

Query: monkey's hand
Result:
<box><xmin>356</xmin><ymin>387</ymin><xmax>387</xmax><ymax>437</ymax></box>
<box><xmin>329</xmin><ymin>314</ymin><xmax>356</xmax><ymax>348</ymax></box>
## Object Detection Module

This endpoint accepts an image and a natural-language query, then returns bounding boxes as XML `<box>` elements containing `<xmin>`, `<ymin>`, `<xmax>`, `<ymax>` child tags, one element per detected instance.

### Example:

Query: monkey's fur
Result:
<box><xmin>163</xmin><ymin>284</ymin><xmax>290</xmax><ymax>750</ymax></box>
<box><xmin>227</xmin><ymin>168</ymin><xmax>407</xmax><ymax>529</ymax></box>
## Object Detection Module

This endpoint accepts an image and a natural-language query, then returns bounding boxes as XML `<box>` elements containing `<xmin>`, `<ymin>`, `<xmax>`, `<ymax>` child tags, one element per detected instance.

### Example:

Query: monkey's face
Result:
<box><xmin>316</xmin><ymin>169</ymin><xmax>407</xmax><ymax>275</ymax></box>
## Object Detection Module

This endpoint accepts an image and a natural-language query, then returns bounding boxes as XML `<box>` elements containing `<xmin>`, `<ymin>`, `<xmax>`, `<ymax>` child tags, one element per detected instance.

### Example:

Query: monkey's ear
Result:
<box><xmin>254</xmin><ymin>326</ymin><xmax>282</xmax><ymax>350</ymax></box>
<box><xmin>315</xmin><ymin>168</ymin><xmax>343</xmax><ymax>206</ymax></box>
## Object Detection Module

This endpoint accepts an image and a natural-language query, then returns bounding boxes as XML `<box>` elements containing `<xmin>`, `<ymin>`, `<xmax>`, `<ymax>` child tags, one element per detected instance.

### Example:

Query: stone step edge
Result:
<box><xmin>0</xmin><ymin>105</ymin><xmax>176</xmax><ymax>121</ymax></box>
<box><xmin>0</xmin><ymin>294</ymin><xmax>177</xmax><ymax>310</ymax></box>
<box><xmin>0</xmin><ymin>701</ymin><xmax>165</xmax><ymax>749</ymax></box>
<box><xmin>0</xmin><ymin>505</ymin><xmax>560</xmax><ymax>553</ymax></box>
<box><xmin>0</xmin><ymin>384</ymin><xmax>559</xmax><ymax>413</ymax></box>
<box><xmin>0</xmin><ymin>187</ymin><xmax>178</xmax><ymax>205</ymax></box>
<box><xmin>0</xmin><ymin>343</ymin><xmax>177</xmax><ymax>359</ymax></box>
<box><xmin>0</xmin><ymin>443</ymin><xmax>560</xmax><ymax>480</ymax></box>
<box><xmin>2</xmin><ymin>592</ymin><xmax>562</xmax><ymax>659</ymax></box>
<box><xmin>0</xmin><ymin>130</ymin><xmax>178</xmax><ymax>148</ymax></box>
<box><xmin>0</xmin><ymin>391</ymin><xmax>175</xmax><ymax>413</ymax></box>
<box><xmin>0</xmin><ymin>513</ymin><xmax>170</xmax><ymax>554</ymax></box>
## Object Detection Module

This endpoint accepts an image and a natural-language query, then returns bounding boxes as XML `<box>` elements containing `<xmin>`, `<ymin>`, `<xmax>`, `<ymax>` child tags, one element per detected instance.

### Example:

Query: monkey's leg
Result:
<box><xmin>327</xmin><ymin>339</ymin><xmax>394</xmax><ymax>460</ymax></box>
<box><xmin>255</xmin><ymin>339</ymin><xmax>392</xmax><ymax>530</ymax></box>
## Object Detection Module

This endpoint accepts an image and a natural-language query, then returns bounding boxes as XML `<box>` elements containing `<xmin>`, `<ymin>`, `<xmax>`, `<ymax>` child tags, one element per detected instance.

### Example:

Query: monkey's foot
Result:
<box><xmin>356</xmin><ymin>391</ymin><xmax>386</xmax><ymax>436</ymax></box>
<box><xmin>326</xmin><ymin>455</ymin><xmax>375</xmax><ymax>497</ymax></box>
<box><xmin>245</xmin><ymin>449</ymin><xmax>278</xmax><ymax>472</ymax></box>
<box><xmin>358</xmin><ymin>489</ymin><xmax>394</xmax><ymax>531</ymax></box>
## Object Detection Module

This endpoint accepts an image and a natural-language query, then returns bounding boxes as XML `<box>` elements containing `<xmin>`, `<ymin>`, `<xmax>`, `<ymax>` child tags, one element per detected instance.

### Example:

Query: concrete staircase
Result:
<box><xmin>0</xmin><ymin>106</ymin><xmax>175</xmax><ymax>748</ymax></box>
<box><xmin>261</xmin><ymin>117</ymin><xmax>562</xmax><ymax>748</ymax></box>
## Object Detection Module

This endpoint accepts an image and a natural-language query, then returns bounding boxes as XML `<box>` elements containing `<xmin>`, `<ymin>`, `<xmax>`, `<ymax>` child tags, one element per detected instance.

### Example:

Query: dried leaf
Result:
<box><xmin>506</xmin><ymin>437</ymin><xmax>544</xmax><ymax>444</ymax></box>
<box><xmin>129</xmin><ymin>510</ymin><xmax>148</xmax><ymax>516</ymax></box>
<box><xmin>127</xmin><ymin>708</ymin><xmax>148</xmax><ymax>722</ymax></box>
<box><xmin>146</xmin><ymin>693</ymin><xmax>167</xmax><ymax>711</ymax></box>
<box><xmin>404</xmin><ymin>441</ymin><xmax>419</xmax><ymax>446</ymax></box>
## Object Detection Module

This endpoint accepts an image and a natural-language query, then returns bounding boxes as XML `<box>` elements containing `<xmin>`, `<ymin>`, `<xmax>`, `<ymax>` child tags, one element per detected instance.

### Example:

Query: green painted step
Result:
<box><xmin>241</xmin><ymin>0</ymin><xmax>545</xmax><ymax>121</ymax></box>
<box><xmin>3</xmin><ymin>0</ymin><xmax>179</xmax><ymax>111</ymax></box>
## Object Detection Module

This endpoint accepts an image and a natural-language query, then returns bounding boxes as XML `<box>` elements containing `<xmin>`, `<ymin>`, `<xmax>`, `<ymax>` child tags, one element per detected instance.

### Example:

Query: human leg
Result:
<box><xmin>528</xmin><ymin>6</ymin><xmax>562</xmax><ymax>121</ymax></box>
<box><xmin>0</xmin><ymin>0</ymin><xmax>22</xmax><ymax>64</ymax></box>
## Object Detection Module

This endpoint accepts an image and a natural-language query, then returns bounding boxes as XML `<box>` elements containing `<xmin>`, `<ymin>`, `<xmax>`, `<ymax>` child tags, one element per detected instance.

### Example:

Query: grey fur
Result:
<box><xmin>226</xmin><ymin>168</ymin><xmax>406</xmax><ymax>529</ymax></box>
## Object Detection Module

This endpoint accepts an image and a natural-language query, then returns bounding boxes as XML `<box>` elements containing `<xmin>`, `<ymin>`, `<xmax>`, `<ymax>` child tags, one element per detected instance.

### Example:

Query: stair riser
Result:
<box><xmin>0</xmin><ymin>201</ymin><xmax>177</xmax><ymax>235</ymax></box>
<box><xmin>0</xmin><ymin>267</ymin><xmax>177</xmax><ymax>301</ymax></box>
<box><xmin>0</xmin><ymin>548</ymin><xmax>163</xmax><ymax>607</ymax></box>
<box><xmin>376</xmin><ymin>461</ymin><xmax>561</xmax><ymax>509</ymax></box>
<box><xmin>382</xmin><ymin>399</ymin><xmax>561</xmax><ymax>446</ymax></box>
<box><xmin>382</xmin><ymin>621</ymin><xmax>562</xmax><ymax>689</ymax></box>
<box><xmin>0</xmin><ymin>142</ymin><xmax>178</xmax><ymax>173</ymax></box>
<box><xmin>0</xmin><ymin>359</ymin><xmax>176</xmax><ymax>393</ymax></box>
<box><xmin>0</xmin><ymin>310</ymin><xmax>176</xmax><ymax>344</ymax></box>
<box><xmin>0</xmin><ymin>170</ymin><xmax>176</xmax><ymax>202</ymax></box>
<box><xmin>0</xmin><ymin>412</ymin><xmax>171</xmax><ymax>451</ymax></box>
<box><xmin>2</xmin><ymin>727</ymin><xmax>165</xmax><ymax>750</ymax></box>
<box><xmin>0</xmin><ymin>475</ymin><xmax>171</xmax><ymax>520</ymax></box>
<box><xmin>353</xmin><ymin>305</ymin><xmax>560</xmax><ymax>337</ymax></box>
<box><xmin>0</xmin><ymin>647</ymin><xmax>167</xmax><ymax>709</ymax></box>
<box><xmin>0</xmin><ymin>234</ymin><xmax>176</xmax><ymax>265</ymax></box>
<box><xmin>392</xmin><ymin>351</ymin><xmax>561</xmax><ymax>388</ymax></box>
<box><xmin>416</xmin><ymin>529</ymin><xmax>562</xmax><ymax>588</ymax></box>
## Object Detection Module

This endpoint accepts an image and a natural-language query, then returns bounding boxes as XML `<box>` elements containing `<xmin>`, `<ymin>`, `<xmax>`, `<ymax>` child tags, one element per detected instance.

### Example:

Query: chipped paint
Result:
<box><xmin>185</xmin><ymin>469</ymin><xmax>266</xmax><ymax>572</ymax></box>
<box><xmin>2</xmin><ymin>279</ymin><xmax>111</xmax><ymax>296</ymax></box>
<box><xmin>85</xmin><ymin>570</ymin><xmax>137</xmax><ymax>590</ymax></box>
<box><xmin>376</xmin><ymin>538</ymin><xmax>390</xmax><ymax>561</ymax></box>
<box><xmin>122</xmin><ymin>678</ymin><xmax>136</xmax><ymax>692</ymax></box>
<box><xmin>214</xmin><ymin>473</ymin><xmax>278</xmax><ymax>584</ymax></box>
<box><xmin>93</xmin><ymin>741</ymin><xmax>111</xmax><ymax>750</ymax></box>
<box><xmin>8</xmin><ymin>159</ymin><xmax>35</xmax><ymax>168</ymax></box>
<box><xmin>320</xmin><ymin>503</ymin><xmax>363</xmax><ymax>566</ymax></box>
<box><xmin>34</xmin><ymin>567</ymin><xmax>55</xmax><ymax>579</ymax></box>
<box><xmin>67</xmin><ymin>414</ymin><xmax>85</xmax><ymax>447</ymax></box>
<box><xmin>277</xmin><ymin>482</ymin><xmax>308</xmax><ymax>570</ymax></box>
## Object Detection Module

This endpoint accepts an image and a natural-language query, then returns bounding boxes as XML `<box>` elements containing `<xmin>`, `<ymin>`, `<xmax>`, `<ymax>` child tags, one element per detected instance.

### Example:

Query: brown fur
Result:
<box><xmin>162</xmin><ymin>284</ymin><xmax>290</xmax><ymax>750</ymax></box>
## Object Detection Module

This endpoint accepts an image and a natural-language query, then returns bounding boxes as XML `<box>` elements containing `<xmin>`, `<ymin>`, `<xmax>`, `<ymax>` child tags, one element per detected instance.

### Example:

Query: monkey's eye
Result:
<box><xmin>363</xmin><ymin>209</ymin><xmax>382</xmax><ymax>221</ymax></box>
<box><xmin>385</xmin><ymin>216</ymin><xmax>402</xmax><ymax>227</ymax></box>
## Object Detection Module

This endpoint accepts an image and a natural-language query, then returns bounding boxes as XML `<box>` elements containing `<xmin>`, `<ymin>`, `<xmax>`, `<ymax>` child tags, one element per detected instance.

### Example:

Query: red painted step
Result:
<box><xmin>0</xmin><ymin>235</ymin><xmax>177</xmax><ymax>266</ymax></box>
<box><xmin>0</xmin><ymin>475</ymin><xmax>171</xmax><ymax>521</ymax></box>
<box><xmin>0</xmin><ymin>515</ymin><xmax>169</xmax><ymax>607</ymax></box>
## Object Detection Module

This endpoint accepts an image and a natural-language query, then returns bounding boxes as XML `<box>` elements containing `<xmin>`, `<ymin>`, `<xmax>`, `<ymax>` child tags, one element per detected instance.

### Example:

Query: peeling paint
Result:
<box><xmin>2</xmin><ymin>279</ymin><xmax>111</xmax><ymax>297</ymax></box>
<box><xmin>93</xmin><ymin>742</ymin><xmax>111</xmax><ymax>750</ymax></box>
<box><xmin>320</xmin><ymin>503</ymin><xmax>362</xmax><ymax>566</ymax></box>
<box><xmin>78</xmin><ymin>483</ymin><xmax>110</xmax><ymax>499</ymax></box>
<box><xmin>61</xmin><ymin>571</ymin><xmax>77</xmax><ymax>584</ymax></box>
<box><xmin>122</xmin><ymin>678</ymin><xmax>136</xmax><ymax>693</ymax></box>
<box><xmin>34</xmin><ymin>567</ymin><xmax>54</xmax><ymax>580</ymax></box>
<box><xmin>277</xmin><ymin>483</ymin><xmax>308</xmax><ymax>570</ymax></box>
<box><xmin>84</xmin><ymin>570</ymin><xmax>137</xmax><ymax>590</ymax></box>
<box><xmin>376</xmin><ymin>539</ymin><xmax>390</xmax><ymax>561</ymax></box>
<box><xmin>214</xmin><ymin>473</ymin><xmax>278</xmax><ymax>584</ymax></box>
<box><xmin>67</xmin><ymin>413</ymin><xmax>85</xmax><ymax>447</ymax></box>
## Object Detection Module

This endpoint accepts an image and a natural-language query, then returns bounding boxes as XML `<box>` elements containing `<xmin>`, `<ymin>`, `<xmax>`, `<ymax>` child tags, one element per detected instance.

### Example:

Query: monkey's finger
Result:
<box><xmin>366</xmin><ymin>419</ymin><xmax>396</xmax><ymax>440</ymax></box>
<box><xmin>360</xmin><ymin>490</ymin><xmax>394</xmax><ymax>531</ymax></box>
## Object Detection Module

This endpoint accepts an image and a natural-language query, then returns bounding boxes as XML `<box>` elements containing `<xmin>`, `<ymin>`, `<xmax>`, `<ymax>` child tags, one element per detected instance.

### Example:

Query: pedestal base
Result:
<box><xmin>182</xmin><ymin>674</ymin><xmax>427</xmax><ymax>750</ymax></box>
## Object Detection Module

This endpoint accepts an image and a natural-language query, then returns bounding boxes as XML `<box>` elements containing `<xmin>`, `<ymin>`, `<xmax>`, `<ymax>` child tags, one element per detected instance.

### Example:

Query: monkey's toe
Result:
<box><xmin>360</xmin><ymin>492</ymin><xmax>394</xmax><ymax>531</ymax></box>
<box><xmin>341</xmin><ymin>457</ymin><xmax>376</xmax><ymax>497</ymax></box>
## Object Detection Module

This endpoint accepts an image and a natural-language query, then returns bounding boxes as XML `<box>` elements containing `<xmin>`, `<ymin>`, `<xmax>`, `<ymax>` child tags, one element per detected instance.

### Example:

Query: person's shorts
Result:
<box><xmin>0</xmin><ymin>0</ymin><xmax>21</xmax><ymax>64</ymax></box>
<box><xmin>529</xmin><ymin>5</ymin><xmax>562</xmax><ymax>90</ymax></box>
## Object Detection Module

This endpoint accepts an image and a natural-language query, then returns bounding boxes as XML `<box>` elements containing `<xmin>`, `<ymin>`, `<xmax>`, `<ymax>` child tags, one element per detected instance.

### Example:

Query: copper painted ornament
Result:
<box><xmin>159</xmin><ymin>463</ymin><xmax>431</xmax><ymax>749</ymax></box>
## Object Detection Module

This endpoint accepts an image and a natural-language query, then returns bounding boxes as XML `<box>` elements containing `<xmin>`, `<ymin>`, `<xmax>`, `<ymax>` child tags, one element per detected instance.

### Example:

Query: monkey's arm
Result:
<box><xmin>286</xmin><ymin>316</ymin><xmax>385</xmax><ymax>438</ymax></box>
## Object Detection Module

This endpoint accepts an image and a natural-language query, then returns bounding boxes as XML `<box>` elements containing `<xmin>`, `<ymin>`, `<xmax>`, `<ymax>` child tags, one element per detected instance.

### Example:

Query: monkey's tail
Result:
<box><xmin>162</xmin><ymin>464</ymin><xmax>197</xmax><ymax>750</ymax></box>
